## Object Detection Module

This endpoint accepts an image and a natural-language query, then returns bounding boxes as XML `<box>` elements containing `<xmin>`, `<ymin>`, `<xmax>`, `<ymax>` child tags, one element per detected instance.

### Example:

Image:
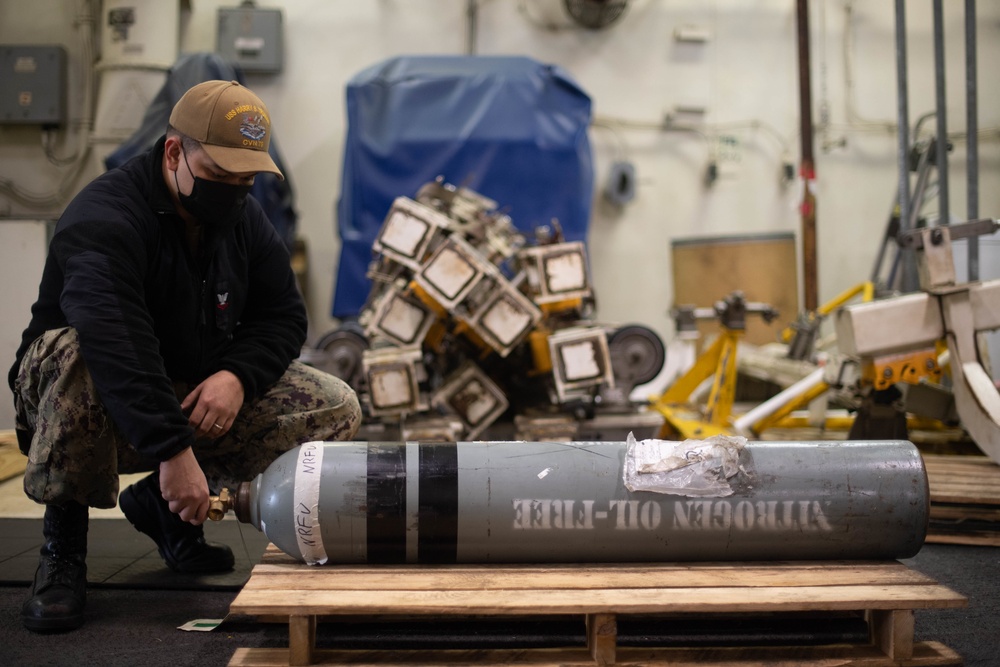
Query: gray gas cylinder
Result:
<box><xmin>222</xmin><ymin>437</ymin><xmax>929</xmax><ymax>564</ymax></box>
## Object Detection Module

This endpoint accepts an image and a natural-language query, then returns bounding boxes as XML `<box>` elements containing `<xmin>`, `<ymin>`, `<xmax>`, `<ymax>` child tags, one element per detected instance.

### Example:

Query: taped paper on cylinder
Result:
<box><xmin>623</xmin><ymin>432</ymin><xmax>744</xmax><ymax>497</ymax></box>
<box><xmin>293</xmin><ymin>441</ymin><xmax>329</xmax><ymax>565</ymax></box>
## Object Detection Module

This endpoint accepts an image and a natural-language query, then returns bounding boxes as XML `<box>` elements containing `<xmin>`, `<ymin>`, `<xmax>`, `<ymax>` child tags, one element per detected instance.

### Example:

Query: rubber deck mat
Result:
<box><xmin>0</xmin><ymin>517</ymin><xmax>268</xmax><ymax>590</ymax></box>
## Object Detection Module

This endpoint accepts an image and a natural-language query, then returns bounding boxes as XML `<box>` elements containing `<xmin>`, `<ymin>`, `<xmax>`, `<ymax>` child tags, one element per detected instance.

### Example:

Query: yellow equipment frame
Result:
<box><xmin>652</xmin><ymin>283</ymin><xmax>876</xmax><ymax>440</ymax></box>
<box><xmin>651</xmin><ymin>327</ymin><xmax>743</xmax><ymax>439</ymax></box>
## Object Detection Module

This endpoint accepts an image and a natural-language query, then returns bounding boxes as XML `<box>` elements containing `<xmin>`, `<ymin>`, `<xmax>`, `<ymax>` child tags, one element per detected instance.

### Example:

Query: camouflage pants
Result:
<box><xmin>13</xmin><ymin>327</ymin><xmax>361</xmax><ymax>508</ymax></box>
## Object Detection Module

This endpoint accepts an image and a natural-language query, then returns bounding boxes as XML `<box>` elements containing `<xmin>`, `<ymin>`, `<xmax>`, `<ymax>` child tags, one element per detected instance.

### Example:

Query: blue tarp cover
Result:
<box><xmin>332</xmin><ymin>55</ymin><xmax>594</xmax><ymax>317</ymax></box>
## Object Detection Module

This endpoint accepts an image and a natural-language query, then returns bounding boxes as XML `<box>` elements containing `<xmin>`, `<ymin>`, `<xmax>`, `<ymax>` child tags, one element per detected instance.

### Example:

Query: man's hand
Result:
<box><xmin>159</xmin><ymin>447</ymin><xmax>210</xmax><ymax>525</ymax></box>
<box><xmin>181</xmin><ymin>370</ymin><xmax>245</xmax><ymax>438</ymax></box>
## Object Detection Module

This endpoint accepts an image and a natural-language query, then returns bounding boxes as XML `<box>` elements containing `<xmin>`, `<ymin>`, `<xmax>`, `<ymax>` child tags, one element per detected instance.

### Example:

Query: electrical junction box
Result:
<box><xmin>216</xmin><ymin>6</ymin><xmax>283</xmax><ymax>74</ymax></box>
<box><xmin>0</xmin><ymin>45</ymin><xmax>67</xmax><ymax>125</ymax></box>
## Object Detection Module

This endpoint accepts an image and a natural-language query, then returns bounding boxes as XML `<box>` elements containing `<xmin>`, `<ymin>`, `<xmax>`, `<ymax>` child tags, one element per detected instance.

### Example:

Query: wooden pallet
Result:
<box><xmin>925</xmin><ymin>454</ymin><xmax>1000</xmax><ymax>547</ymax></box>
<box><xmin>227</xmin><ymin>547</ymin><xmax>966</xmax><ymax>667</ymax></box>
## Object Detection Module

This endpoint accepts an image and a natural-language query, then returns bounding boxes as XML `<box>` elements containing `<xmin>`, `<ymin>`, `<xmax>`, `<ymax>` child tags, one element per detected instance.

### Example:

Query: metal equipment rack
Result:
<box><xmin>227</xmin><ymin>546</ymin><xmax>966</xmax><ymax>666</ymax></box>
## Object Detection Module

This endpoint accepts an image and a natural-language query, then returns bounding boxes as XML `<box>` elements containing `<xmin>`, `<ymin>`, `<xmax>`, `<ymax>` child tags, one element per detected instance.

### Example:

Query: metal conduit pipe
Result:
<box><xmin>796</xmin><ymin>0</ymin><xmax>818</xmax><ymax>312</ymax></box>
<box><xmin>894</xmin><ymin>0</ymin><xmax>918</xmax><ymax>293</ymax></box>
<box><xmin>966</xmin><ymin>0</ymin><xmax>980</xmax><ymax>280</ymax></box>
<box><xmin>933</xmin><ymin>0</ymin><xmax>950</xmax><ymax>228</ymax></box>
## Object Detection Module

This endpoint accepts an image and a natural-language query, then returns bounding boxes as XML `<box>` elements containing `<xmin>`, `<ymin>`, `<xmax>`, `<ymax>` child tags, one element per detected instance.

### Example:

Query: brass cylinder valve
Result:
<box><xmin>207</xmin><ymin>487</ymin><xmax>233</xmax><ymax>522</ymax></box>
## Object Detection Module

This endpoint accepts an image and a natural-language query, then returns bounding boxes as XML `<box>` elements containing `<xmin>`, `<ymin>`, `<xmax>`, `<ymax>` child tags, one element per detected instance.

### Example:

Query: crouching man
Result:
<box><xmin>9</xmin><ymin>80</ymin><xmax>361</xmax><ymax>632</ymax></box>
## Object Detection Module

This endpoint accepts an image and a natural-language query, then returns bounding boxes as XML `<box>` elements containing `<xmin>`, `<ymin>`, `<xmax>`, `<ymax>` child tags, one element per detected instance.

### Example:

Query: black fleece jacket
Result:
<box><xmin>9</xmin><ymin>136</ymin><xmax>307</xmax><ymax>462</ymax></box>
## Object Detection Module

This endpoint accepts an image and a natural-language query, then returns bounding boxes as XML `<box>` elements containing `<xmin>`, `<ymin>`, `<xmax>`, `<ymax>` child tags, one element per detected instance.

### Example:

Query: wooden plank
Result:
<box><xmin>925</xmin><ymin>462</ymin><xmax>1000</xmax><ymax>475</ymax></box>
<box><xmin>928</xmin><ymin>490</ymin><xmax>1000</xmax><ymax>505</ymax></box>
<box><xmin>924</xmin><ymin>448</ymin><xmax>1000</xmax><ymax>546</ymax></box>
<box><xmin>928</xmin><ymin>484</ymin><xmax>1000</xmax><ymax>497</ymax></box>
<box><xmin>924</xmin><ymin>457</ymin><xmax>1000</xmax><ymax>474</ymax></box>
<box><xmin>931</xmin><ymin>483</ymin><xmax>1000</xmax><ymax>495</ymax></box>
<box><xmin>926</xmin><ymin>531</ymin><xmax>1000</xmax><ymax>547</ymax></box>
<box><xmin>927</xmin><ymin>470</ymin><xmax>1000</xmax><ymax>484</ymax></box>
<box><xmin>927</xmin><ymin>464</ymin><xmax>1000</xmax><ymax>475</ymax></box>
<box><xmin>924</xmin><ymin>455</ymin><xmax>1000</xmax><ymax>546</ymax></box>
<box><xmin>229</xmin><ymin>583</ymin><xmax>966</xmax><ymax>617</ymax></box>
<box><xmin>869</xmin><ymin>609</ymin><xmax>914</xmax><ymax>661</ymax></box>
<box><xmin>261</xmin><ymin>544</ymin><xmax>295</xmax><ymax>563</ymax></box>
<box><xmin>928</xmin><ymin>472</ymin><xmax>1000</xmax><ymax>485</ymax></box>
<box><xmin>930</xmin><ymin>491</ymin><xmax>1000</xmax><ymax>505</ymax></box>
<box><xmin>928</xmin><ymin>477</ymin><xmax>1000</xmax><ymax>489</ymax></box>
<box><xmin>227</xmin><ymin>640</ymin><xmax>962</xmax><ymax>666</ymax></box>
<box><xmin>246</xmin><ymin>558</ymin><xmax>929</xmax><ymax>577</ymax></box>
<box><xmin>237</xmin><ymin>562</ymin><xmax>939</xmax><ymax>592</ymax></box>
<box><xmin>585</xmin><ymin>613</ymin><xmax>616</xmax><ymax>666</ymax></box>
<box><xmin>930</xmin><ymin>505</ymin><xmax>1000</xmax><ymax>521</ymax></box>
<box><xmin>924</xmin><ymin>454</ymin><xmax>1000</xmax><ymax>506</ymax></box>
<box><xmin>924</xmin><ymin>454</ymin><xmax>998</xmax><ymax>468</ymax></box>
<box><xmin>288</xmin><ymin>615</ymin><xmax>316</xmax><ymax>667</ymax></box>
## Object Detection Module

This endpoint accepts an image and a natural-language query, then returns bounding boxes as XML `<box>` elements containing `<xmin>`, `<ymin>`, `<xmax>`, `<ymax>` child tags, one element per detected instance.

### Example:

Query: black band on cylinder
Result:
<box><xmin>366</xmin><ymin>443</ymin><xmax>407</xmax><ymax>562</ymax></box>
<box><xmin>418</xmin><ymin>443</ymin><xmax>459</xmax><ymax>563</ymax></box>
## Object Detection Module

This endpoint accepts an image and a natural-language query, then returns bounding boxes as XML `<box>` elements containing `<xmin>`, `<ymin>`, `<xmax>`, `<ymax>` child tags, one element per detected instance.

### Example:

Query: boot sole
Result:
<box><xmin>22</xmin><ymin>612</ymin><xmax>84</xmax><ymax>632</ymax></box>
<box><xmin>119</xmin><ymin>486</ymin><xmax>235</xmax><ymax>574</ymax></box>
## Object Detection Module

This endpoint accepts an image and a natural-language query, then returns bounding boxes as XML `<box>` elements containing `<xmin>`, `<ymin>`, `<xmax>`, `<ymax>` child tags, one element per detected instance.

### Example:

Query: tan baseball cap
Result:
<box><xmin>168</xmin><ymin>80</ymin><xmax>283</xmax><ymax>180</ymax></box>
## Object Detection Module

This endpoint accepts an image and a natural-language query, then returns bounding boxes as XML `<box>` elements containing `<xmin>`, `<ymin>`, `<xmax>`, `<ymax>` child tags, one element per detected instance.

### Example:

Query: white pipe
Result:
<box><xmin>733</xmin><ymin>367</ymin><xmax>826</xmax><ymax>435</ymax></box>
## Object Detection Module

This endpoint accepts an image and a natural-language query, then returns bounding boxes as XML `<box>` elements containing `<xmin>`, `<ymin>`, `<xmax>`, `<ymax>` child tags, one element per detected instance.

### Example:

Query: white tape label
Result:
<box><xmin>292</xmin><ymin>442</ymin><xmax>328</xmax><ymax>565</ymax></box>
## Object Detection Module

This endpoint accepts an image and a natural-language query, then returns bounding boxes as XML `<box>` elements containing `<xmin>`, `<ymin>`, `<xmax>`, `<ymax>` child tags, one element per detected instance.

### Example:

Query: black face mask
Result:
<box><xmin>174</xmin><ymin>150</ymin><xmax>251</xmax><ymax>225</ymax></box>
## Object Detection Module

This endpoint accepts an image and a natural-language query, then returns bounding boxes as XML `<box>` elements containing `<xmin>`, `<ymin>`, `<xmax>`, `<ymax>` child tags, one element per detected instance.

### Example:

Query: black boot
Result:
<box><xmin>118</xmin><ymin>472</ymin><xmax>234</xmax><ymax>573</ymax></box>
<box><xmin>22</xmin><ymin>502</ymin><xmax>88</xmax><ymax>632</ymax></box>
